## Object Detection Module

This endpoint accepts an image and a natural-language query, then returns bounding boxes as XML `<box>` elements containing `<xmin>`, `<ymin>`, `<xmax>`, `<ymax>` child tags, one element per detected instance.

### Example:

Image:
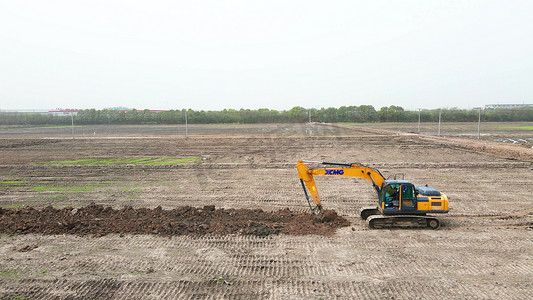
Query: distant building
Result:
<box><xmin>485</xmin><ymin>104</ymin><xmax>533</xmax><ymax>109</ymax></box>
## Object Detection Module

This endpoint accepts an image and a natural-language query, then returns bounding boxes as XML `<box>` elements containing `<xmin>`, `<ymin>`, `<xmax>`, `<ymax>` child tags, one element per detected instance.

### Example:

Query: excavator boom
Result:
<box><xmin>297</xmin><ymin>160</ymin><xmax>385</xmax><ymax>212</ymax></box>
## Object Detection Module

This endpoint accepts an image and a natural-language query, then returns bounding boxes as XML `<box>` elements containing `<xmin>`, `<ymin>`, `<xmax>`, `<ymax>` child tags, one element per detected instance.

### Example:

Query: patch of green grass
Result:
<box><xmin>122</xmin><ymin>185</ymin><xmax>142</xmax><ymax>198</ymax></box>
<box><xmin>33</xmin><ymin>186</ymin><xmax>60</xmax><ymax>192</ymax></box>
<box><xmin>1</xmin><ymin>181</ymin><xmax>28</xmax><ymax>185</ymax></box>
<box><xmin>38</xmin><ymin>157</ymin><xmax>201</xmax><ymax>165</ymax></box>
<box><xmin>0</xmin><ymin>269</ymin><xmax>19</xmax><ymax>278</ymax></box>
<box><xmin>5</xmin><ymin>204</ymin><xmax>25</xmax><ymax>209</ymax></box>
<box><xmin>122</xmin><ymin>186</ymin><xmax>140</xmax><ymax>191</ymax></box>
<box><xmin>498</xmin><ymin>126</ymin><xmax>533</xmax><ymax>130</ymax></box>
<box><xmin>146</xmin><ymin>158</ymin><xmax>201</xmax><ymax>165</ymax></box>
<box><xmin>32</xmin><ymin>185</ymin><xmax>95</xmax><ymax>192</ymax></box>
<box><xmin>32</xmin><ymin>186</ymin><xmax>67</xmax><ymax>192</ymax></box>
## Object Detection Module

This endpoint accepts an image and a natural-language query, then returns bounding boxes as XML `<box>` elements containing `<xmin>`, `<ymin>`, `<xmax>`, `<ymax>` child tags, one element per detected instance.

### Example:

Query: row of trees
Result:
<box><xmin>1</xmin><ymin>106</ymin><xmax>533</xmax><ymax>125</ymax></box>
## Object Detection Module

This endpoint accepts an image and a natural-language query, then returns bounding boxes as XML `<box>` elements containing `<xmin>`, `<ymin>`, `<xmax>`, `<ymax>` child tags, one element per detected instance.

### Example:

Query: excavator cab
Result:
<box><xmin>379</xmin><ymin>180</ymin><xmax>417</xmax><ymax>214</ymax></box>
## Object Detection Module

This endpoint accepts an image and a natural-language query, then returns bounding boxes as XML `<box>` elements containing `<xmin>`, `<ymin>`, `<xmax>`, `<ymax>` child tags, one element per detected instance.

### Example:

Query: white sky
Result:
<box><xmin>1</xmin><ymin>0</ymin><xmax>532</xmax><ymax>111</ymax></box>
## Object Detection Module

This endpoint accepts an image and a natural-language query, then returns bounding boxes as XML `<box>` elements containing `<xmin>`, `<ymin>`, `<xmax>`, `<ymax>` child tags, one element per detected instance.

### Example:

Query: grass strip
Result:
<box><xmin>1</xmin><ymin>181</ymin><xmax>28</xmax><ymax>185</ymax></box>
<box><xmin>32</xmin><ymin>186</ymin><xmax>95</xmax><ymax>192</ymax></box>
<box><xmin>498</xmin><ymin>126</ymin><xmax>533</xmax><ymax>130</ymax></box>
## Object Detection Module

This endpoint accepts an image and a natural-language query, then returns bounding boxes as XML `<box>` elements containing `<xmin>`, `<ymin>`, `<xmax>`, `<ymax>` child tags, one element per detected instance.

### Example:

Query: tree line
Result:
<box><xmin>1</xmin><ymin>106</ymin><xmax>533</xmax><ymax>125</ymax></box>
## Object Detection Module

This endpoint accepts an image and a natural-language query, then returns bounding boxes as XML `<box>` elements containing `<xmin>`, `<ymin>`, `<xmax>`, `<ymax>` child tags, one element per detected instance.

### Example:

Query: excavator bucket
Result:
<box><xmin>296</xmin><ymin>161</ymin><xmax>322</xmax><ymax>213</ymax></box>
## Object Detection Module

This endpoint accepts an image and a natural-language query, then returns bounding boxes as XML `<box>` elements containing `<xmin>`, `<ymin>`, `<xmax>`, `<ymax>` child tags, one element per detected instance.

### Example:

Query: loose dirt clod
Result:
<box><xmin>16</xmin><ymin>244</ymin><xmax>39</xmax><ymax>252</ymax></box>
<box><xmin>0</xmin><ymin>203</ymin><xmax>349</xmax><ymax>237</ymax></box>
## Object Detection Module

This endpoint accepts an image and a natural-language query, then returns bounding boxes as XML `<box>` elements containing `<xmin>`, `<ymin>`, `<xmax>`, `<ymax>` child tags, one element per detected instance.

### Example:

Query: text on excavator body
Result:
<box><xmin>325</xmin><ymin>170</ymin><xmax>344</xmax><ymax>175</ymax></box>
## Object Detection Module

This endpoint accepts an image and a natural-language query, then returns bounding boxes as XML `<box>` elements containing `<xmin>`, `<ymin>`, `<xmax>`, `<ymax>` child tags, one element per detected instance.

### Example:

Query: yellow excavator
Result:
<box><xmin>297</xmin><ymin>160</ymin><xmax>449</xmax><ymax>229</ymax></box>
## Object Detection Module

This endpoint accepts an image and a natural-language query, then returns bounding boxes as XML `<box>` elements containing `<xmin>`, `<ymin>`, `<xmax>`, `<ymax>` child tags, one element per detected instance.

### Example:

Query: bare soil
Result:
<box><xmin>0</xmin><ymin>204</ymin><xmax>348</xmax><ymax>237</ymax></box>
<box><xmin>0</xmin><ymin>123</ymin><xmax>532</xmax><ymax>299</ymax></box>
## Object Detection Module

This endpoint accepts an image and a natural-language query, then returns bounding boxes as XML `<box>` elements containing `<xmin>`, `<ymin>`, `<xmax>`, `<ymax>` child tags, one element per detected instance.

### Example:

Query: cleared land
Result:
<box><xmin>0</xmin><ymin>123</ymin><xmax>532</xmax><ymax>299</ymax></box>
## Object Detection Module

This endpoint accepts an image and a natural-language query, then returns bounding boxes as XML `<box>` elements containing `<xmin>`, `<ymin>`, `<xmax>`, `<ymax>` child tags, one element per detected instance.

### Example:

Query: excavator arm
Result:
<box><xmin>297</xmin><ymin>160</ymin><xmax>386</xmax><ymax>213</ymax></box>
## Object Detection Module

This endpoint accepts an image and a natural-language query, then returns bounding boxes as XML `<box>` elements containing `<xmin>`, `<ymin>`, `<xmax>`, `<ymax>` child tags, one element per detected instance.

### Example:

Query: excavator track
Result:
<box><xmin>367</xmin><ymin>215</ymin><xmax>440</xmax><ymax>229</ymax></box>
<box><xmin>360</xmin><ymin>207</ymin><xmax>380</xmax><ymax>220</ymax></box>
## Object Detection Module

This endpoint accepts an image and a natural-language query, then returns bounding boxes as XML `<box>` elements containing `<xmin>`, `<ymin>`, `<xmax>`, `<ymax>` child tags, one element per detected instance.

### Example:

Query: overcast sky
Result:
<box><xmin>1</xmin><ymin>0</ymin><xmax>532</xmax><ymax>111</ymax></box>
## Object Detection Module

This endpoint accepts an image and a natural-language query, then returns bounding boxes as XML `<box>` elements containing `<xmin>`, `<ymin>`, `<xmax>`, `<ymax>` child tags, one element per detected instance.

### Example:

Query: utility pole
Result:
<box><xmin>71</xmin><ymin>113</ymin><xmax>75</xmax><ymax>139</ymax></box>
<box><xmin>476</xmin><ymin>107</ymin><xmax>482</xmax><ymax>139</ymax></box>
<box><xmin>438</xmin><ymin>109</ymin><xmax>442</xmax><ymax>136</ymax></box>
<box><xmin>308</xmin><ymin>110</ymin><xmax>312</xmax><ymax>137</ymax></box>
<box><xmin>185</xmin><ymin>109</ymin><xmax>189</xmax><ymax>139</ymax></box>
<box><xmin>417</xmin><ymin>108</ymin><xmax>421</xmax><ymax>133</ymax></box>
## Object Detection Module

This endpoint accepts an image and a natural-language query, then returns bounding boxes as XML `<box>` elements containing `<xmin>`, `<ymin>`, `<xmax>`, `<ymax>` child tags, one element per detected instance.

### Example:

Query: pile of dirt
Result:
<box><xmin>0</xmin><ymin>203</ymin><xmax>350</xmax><ymax>237</ymax></box>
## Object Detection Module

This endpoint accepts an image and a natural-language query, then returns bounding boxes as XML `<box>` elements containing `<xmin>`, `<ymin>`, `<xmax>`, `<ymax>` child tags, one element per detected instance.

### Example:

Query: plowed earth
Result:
<box><xmin>1</xmin><ymin>123</ymin><xmax>532</xmax><ymax>299</ymax></box>
<box><xmin>0</xmin><ymin>204</ymin><xmax>348</xmax><ymax>237</ymax></box>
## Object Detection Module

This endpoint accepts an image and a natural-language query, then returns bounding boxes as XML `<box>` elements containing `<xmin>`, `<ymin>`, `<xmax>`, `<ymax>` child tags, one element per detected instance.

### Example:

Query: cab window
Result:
<box><xmin>401</xmin><ymin>185</ymin><xmax>414</xmax><ymax>199</ymax></box>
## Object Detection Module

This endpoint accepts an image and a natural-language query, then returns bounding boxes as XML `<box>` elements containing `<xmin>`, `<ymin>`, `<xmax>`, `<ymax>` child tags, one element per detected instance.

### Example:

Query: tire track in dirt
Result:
<box><xmin>1</xmin><ymin>231</ymin><xmax>532</xmax><ymax>299</ymax></box>
<box><xmin>3</xmin><ymin>277</ymin><xmax>529</xmax><ymax>299</ymax></box>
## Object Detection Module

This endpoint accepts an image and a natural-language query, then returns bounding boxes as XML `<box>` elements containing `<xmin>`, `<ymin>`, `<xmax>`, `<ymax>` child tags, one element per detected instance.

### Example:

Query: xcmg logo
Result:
<box><xmin>325</xmin><ymin>169</ymin><xmax>344</xmax><ymax>175</ymax></box>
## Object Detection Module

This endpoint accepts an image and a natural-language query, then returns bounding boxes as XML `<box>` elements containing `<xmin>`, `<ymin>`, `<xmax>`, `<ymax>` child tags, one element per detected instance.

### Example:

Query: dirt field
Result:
<box><xmin>0</xmin><ymin>123</ymin><xmax>532</xmax><ymax>299</ymax></box>
<box><xmin>357</xmin><ymin>121</ymin><xmax>533</xmax><ymax>145</ymax></box>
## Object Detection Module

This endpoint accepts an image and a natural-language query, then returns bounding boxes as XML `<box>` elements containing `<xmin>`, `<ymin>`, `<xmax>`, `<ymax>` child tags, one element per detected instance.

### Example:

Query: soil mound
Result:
<box><xmin>0</xmin><ymin>204</ymin><xmax>350</xmax><ymax>237</ymax></box>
